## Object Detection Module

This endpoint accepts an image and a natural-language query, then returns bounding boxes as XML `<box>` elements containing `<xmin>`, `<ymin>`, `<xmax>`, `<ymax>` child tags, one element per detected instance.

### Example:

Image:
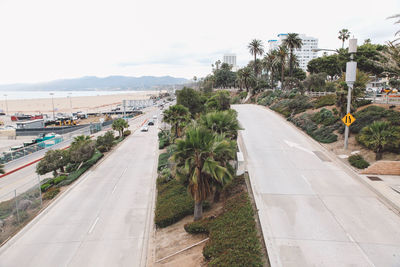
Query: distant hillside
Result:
<box><xmin>0</xmin><ymin>76</ymin><xmax>189</xmax><ymax>91</ymax></box>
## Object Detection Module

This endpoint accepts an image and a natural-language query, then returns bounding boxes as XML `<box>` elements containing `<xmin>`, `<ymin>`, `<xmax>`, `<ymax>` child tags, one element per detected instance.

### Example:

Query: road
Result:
<box><xmin>0</xmin><ymin>111</ymin><xmax>150</xmax><ymax>201</ymax></box>
<box><xmin>234</xmin><ymin>104</ymin><xmax>400</xmax><ymax>267</ymax></box>
<box><xmin>0</xmin><ymin>109</ymin><xmax>159</xmax><ymax>267</ymax></box>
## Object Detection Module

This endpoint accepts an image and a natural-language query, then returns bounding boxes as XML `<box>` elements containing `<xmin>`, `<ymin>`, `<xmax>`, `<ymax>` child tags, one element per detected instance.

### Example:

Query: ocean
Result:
<box><xmin>0</xmin><ymin>90</ymin><xmax>149</xmax><ymax>100</ymax></box>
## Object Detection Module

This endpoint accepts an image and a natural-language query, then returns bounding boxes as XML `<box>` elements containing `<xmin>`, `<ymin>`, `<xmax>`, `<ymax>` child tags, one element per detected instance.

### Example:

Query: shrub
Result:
<box><xmin>97</xmin><ymin>145</ymin><xmax>107</xmax><ymax>153</ymax></box>
<box><xmin>154</xmin><ymin>179</ymin><xmax>194</xmax><ymax>228</ymax></box>
<box><xmin>348</xmin><ymin>155</ymin><xmax>370</xmax><ymax>169</ymax></box>
<box><xmin>43</xmin><ymin>188</ymin><xmax>60</xmax><ymax>200</ymax></box>
<box><xmin>184</xmin><ymin>219</ymin><xmax>211</xmax><ymax>234</ymax></box>
<box><xmin>354</xmin><ymin>99</ymin><xmax>372</xmax><ymax>109</ymax></box>
<box><xmin>311</xmin><ymin>108</ymin><xmax>338</xmax><ymax>126</ymax></box>
<box><xmin>239</xmin><ymin>91</ymin><xmax>247</xmax><ymax>99</ymax></box>
<box><xmin>203</xmin><ymin>192</ymin><xmax>263</xmax><ymax>267</ymax></box>
<box><xmin>96</xmin><ymin>131</ymin><xmax>115</xmax><ymax>151</ymax></box>
<box><xmin>123</xmin><ymin>130</ymin><xmax>131</xmax><ymax>137</ymax></box>
<box><xmin>157</xmin><ymin>153</ymin><xmax>169</xmax><ymax>171</ymax></box>
<box><xmin>40</xmin><ymin>183</ymin><xmax>52</xmax><ymax>192</ymax></box>
<box><xmin>65</xmin><ymin>163</ymin><xmax>78</xmax><ymax>173</ymax></box>
<box><xmin>270</xmin><ymin>99</ymin><xmax>291</xmax><ymax>117</ymax></box>
<box><xmin>53</xmin><ymin>175</ymin><xmax>67</xmax><ymax>185</ymax></box>
<box><xmin>350</xmin><ymin>106</ymin><xmax>400</xmax><ymax>134</ymax></box>
<box><xmin>313</xmin><ymin>94</ymin><xmax>336</xmax><ymax>109</ymax></box>
<box><xmin>312</xmin><ymin>126</ymin><xmax>338</xmax><ymax>143</ymax></box>
<box><xmin>156</xmin><ymin>168</ymin><xmax>172</xmax><ymax>186</ymax></box>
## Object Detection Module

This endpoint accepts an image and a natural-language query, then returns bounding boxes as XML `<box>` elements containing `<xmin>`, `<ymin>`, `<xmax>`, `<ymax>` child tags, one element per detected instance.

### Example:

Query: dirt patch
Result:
<box><xmin>361</xmin><ymin>161</ymin><xmax>400</xmax><ymax>175</ymax></box>
<box><xmin>153</xmin><ymin>203</ymin><xmax>223</xmax><ymax>267</ymax></box>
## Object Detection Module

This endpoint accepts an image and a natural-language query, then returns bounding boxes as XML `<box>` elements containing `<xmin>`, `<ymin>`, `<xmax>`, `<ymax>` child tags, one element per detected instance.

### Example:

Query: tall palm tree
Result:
<box><xmin>172</xmin><ymin>125</ymin><xmax>235</xmax><ymax>220</ymax></box>
<box><xmin>112</xmin><ymin>118</ymin><xmax>129</xmax><ymax>137</ymax></box>
<box><xmin>162</xmin><ymin>104</ymin><xmax>190</xmax><ymax>138</ymax></box>
<box><xmin>198</xmin><ymin>110</ymin><xmax>241</xmax><ymax>140</ymax></box>
<box><xmin>248</xmin><ymin>39</ymin><xmax>264</xmax><ymax>76</ymax></box>
<box><xmin>263</xmin><ymin>51</ymin><xmax>279</xmax><ymax>88</ymax></box>
<box><xmin>277</xmin><ymin>45</ymin><xmax>288</xmax><ymax>88</ymax></box>
<box><xmin>237</xmin><ymin>67</ymin><xmax>254</xmax><ymax>92</ymax></box>
<box><xmin>388</xmin><ymin>14</ymin><xmax>400</xmax><ymax>43</ymax></box>
<box><xmin>283</xmin><ymin>33</ymin><xmax>303</xmax><ymax>77</ymax></box>
<box><xmin>71</xmin><ymin>135</ymin><xmax>91</xmax><ymax>146</ymax></box>
<box><xmin>338</xmin><ymin>29</ymin><xmax>351</xmax><ymax>49</ymax></box>
<box><xmin>357</xmin><ymin>121</ymin><xmax>400</xmax><ymax>160</ymax></box>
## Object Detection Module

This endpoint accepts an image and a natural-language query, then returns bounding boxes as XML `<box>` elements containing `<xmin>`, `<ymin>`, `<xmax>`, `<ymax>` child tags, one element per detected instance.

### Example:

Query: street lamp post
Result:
<box><xmin>68</xmin><ymin>93</ymin><xmax>73</xmax><ymax>115</ymax></box>
<box><xmin>4</xmin><ymin>94</ymin><xmax>8</xmax><ymax>115</ymax></box>
<box><xmin>49</xmin><ymin>93</ymin><xmax>55</xmax><ymax>120</ymax></box>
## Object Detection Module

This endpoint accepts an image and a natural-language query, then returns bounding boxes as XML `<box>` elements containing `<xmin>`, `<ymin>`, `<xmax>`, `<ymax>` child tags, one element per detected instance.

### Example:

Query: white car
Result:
<box><xmin>140</xmin><ymin>126</ymin><xmax>149</xmax><ymax>132</ymax></box>
<box><xmin>153</xmin><ymin>115</ymin><xmax>157</xmax><ymax>119</ymax></box>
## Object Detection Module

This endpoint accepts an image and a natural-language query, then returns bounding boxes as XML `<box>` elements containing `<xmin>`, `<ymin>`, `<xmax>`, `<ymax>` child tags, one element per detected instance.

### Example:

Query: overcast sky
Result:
<box><xmin>0</xmin><ymin>0</ymin><xmax>399</xmax><ymax>84</ymax></box>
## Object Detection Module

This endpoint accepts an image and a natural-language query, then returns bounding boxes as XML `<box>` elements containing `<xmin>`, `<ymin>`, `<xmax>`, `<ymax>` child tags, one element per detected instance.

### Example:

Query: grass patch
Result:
<box><xmin>155</xmin><ymin>179</ymin><xmax>194</xmax><ymax>228</ymax></box>
<box><xmin>43</xmin><ymin>187</ymin><xmax>60</xmax><ymax>200</ymax></box>
<box><xmin>157</xmin><ymin>153</ymin><xmax>169</xmax><ymax>171</ymax></box>
<box><xmin>348</xmin><ymin>154</ymin><xmax>370</xmax><ymax>169</ymax></box>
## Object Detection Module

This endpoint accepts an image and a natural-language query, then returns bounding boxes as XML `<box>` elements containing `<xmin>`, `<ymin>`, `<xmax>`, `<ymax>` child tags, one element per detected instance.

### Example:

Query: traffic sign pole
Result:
<box><xmin>344</xmin><ymin>82</ymin><xmax>353</xmax><ymax>150</ymax></box>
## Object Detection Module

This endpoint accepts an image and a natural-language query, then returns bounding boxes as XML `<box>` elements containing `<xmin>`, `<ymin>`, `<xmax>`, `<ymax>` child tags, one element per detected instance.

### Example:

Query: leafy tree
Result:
<box><xmin>112</xmin><ymin>118</ymin><xmax>129</xmax><ymax>137</ymax></box>
<box><xmin>283</xmin><ymin>77</ymin><xmax>304</xmax><ymax>92</ymax></box>
<box><xmin>303</xmin><ymin>73</ymin><xmax>327</xmax><ymax>91</ymax></box>
<box><xmin>307</xmin><ymin>55</ymin><xmax>342</xmax><ymax>78</ymax></box>
<box><xmin>36</xmin><ymin>149</ymin><xmax>70</xmax><ymax>176</ymax></box>
<box><xmin>198</xmin><ymin>110</ymin><xmax>241</xmax><ymax>140</ymax></box>
<box><xmin>213</xmin><ymin>63</ymin><xmax>236</xmax><ymax>88</ymax></box>
<box><xmin>162</xmin><ymin>104</ymin><xmax>190</xmax><ymax>138</ymax></box>
<box><xmin>172</xmin><ymin>125</ymin><xmax>236</xmax><ymax>221</ymax></box>
<box><xmin>96</xmin><ymin>131</ymin><xmax>115</xmax><ymax>152</ymax></box>
<box><xmin>0</xmin><ymin>164</ymin><xmax>4</xmax><ymax>174</ymax></box>
<box><xmin>357</xmin><ymin>121</ymin><xmax>400</xmax><ymax>160</ymax></box>
<box><xmin>205</xmin><ymin>90</ymin><xmax>231</xmax><ymax>111</ymax></box>
<box><xmin>377</xmin><ymin>41</ymin><xmax>400</xmax><ymax>76</ymax></box>
<box><xmin>176</xmin><ymin>87</ymin><xmax>203</xmax><ymax>115</ymax></box>
<box><xmin>248</xmin><ymin>39</ymin><xmax>264</xmax><ymax>76</ymax></box>
<box><xmin>69</xmin><ymin>139</ymin><xmax>95</xmax><ymax>167</ymax></box>
<box><xmin>338</xmin><ymin>29</ymin><xmax>350</xmax><ymax>49</ymax></box>
<box><xmin>283</xmin><ymin>33</ymin><xmax>303</xmax><ymax>77</ymax></box>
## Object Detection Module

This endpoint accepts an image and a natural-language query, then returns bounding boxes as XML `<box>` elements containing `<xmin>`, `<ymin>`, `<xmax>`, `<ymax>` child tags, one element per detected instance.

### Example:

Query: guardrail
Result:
<box><xmin>304</xmin><ymin>91</ymin><xmax>336</xmax><ymax>97</ymax></box>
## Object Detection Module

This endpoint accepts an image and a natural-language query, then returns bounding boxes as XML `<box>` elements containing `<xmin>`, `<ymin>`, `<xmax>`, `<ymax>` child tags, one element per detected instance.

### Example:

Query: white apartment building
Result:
<box><xmin>223</xmin><ymin>53</ymin><xmax>237</xmax><ymax>70</ymax></box>
<box><xmin>268</xmin><ymin>33</ymin><xmax>318</xmax><ymax>72</ymax></box>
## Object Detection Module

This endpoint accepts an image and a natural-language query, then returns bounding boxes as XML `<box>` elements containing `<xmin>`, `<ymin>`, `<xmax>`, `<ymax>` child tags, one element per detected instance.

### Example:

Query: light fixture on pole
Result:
<box><xmin>49</xmin><ymin>93</ymin><xmax>55</xmax><ymax>120</ymax></box>
<box><xmin>344</xmin><ymin>38</ymin><xmax>358</xmax><ymax>150</ymax></box>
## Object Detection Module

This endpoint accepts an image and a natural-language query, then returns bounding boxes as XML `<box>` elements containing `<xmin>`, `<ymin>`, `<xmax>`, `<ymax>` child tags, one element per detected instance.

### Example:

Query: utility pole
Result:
<box><xmin>50</xmin><ymin>93</ymin><xmax>55</xmax><ymax>120</ymax></box>
<box><xmin>344</xmin><ymin>38</ymin><xmax>357</xmax><ymax>150</ymax></box>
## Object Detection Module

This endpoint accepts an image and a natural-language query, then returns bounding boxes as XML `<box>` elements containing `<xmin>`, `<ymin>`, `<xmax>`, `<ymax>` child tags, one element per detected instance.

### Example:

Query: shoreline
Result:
<box><xmin>0</xmin><ymin>91</ymin><xmax>159</xmax><ymax>115</ymax></box>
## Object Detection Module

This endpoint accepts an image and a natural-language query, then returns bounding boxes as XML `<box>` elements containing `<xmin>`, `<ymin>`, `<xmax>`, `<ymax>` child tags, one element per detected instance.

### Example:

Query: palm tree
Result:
<box><xmin>0</xmin><ymin>164</ymin><xmax>5</xmax><ymax>174</ymax></box>
<box><xmin>357</xmin><ymin>121</ymin><xmax>400</xmax><ymax>160</ymax></box>
<box><xmin>172</xmin><ymin>125</ymin><xmax>236</xmax><ymax>220</ymax></box>
<box><xmin>277</xmin><ymin>45</ymin><xmax>288</xmax><ymax>88</ymax></box>
<box><xmin>263</xmin><ymin>51</ymin><xmax>279</xmax><ymax>88</ymax></box>
<box><xmin>248</xmin><ymin>39</ymin><xmax>264</xmax><ymax>76</ymax></box>
<box><xmin>71</xmin><ymin>135</ymin><xmax>91</xmax><ymax>146</ymax></box>
<box><xmin>283</xmin><ymin>33</ymin><xmax>303</xmax><ymax>77</ymax></box>
<box><xmin>112</xmin><ymin>118</ymin><xmax>129</xmax><ymax>137</ymax></box>
<box><xmin>236</xmin><ymin>67</ymin><xmax>254</xmax><ymax>92</ymax></box>
<box><xmin>162</xmin><ymin>104</ymin><xmax>190</xmax><ymax>138</ymax></box>
<box><xmin>338</xmin><ymin>29</ymin><xmax>351</xmax><ymax>49</ymax></box>
<box><xmin>198</xmin><ymin>110</ymin><xmax>241</xmax><ymax>140</ymax></box>
<box><xmin>388</xmin><ymin>14</ymin><xmax>400</xmax><ymax>41</ymax></box>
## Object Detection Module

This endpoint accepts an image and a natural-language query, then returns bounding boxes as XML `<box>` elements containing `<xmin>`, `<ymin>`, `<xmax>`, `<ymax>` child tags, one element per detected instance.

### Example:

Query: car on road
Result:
<box><xmin>152</xmin><ymin>115</ymin><xmax>157</xmax><ymax>119</ymax></box>
<box><xmin>147</xmin><ymin>120</ymin><xmax>154</xmax><ymax>126</ymax></box>
<box><xmin>140</xmin><ymin>126</ymin><xmax>148</xmax><ymax>132</ymax></box>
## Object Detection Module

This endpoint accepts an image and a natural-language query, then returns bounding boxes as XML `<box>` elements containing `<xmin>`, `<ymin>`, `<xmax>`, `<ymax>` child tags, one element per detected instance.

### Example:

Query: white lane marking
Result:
<box><xmin>301</xmin><ymin>174</ymin><xmax>311</xmax><ymax>187</ymax></box>
<box><xmin>284</xmin><ymin>140</ymin><xmax>314</xmax><ymax>155</ymax></box>
<box><xmin>112</xmin><ymin>167</ymin><xmax>128</xmax><ymax>194</ymax></box>
<box><xmin>88</xmin><ymin>217</ymin><xmax>99</xmax><ymax>234</ymax></box>
<box><xmin>111</xmin><ymin>184</ymin><xmax>118</xmax><ymax>194</ymax></box>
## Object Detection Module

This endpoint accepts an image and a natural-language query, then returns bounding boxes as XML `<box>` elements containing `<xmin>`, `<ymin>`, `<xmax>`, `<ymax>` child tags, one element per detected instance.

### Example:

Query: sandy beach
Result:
<box><xmin>0</xmin><ymin>91</ymin><xmax>158</xmax><ymax>115</ymax></box>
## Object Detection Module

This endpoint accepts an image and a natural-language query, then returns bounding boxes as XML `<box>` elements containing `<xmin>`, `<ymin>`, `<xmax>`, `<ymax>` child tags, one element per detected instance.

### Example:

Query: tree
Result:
<box><xmin>236</xmin><ymin>67</ymin><xmax>255</xmax><ymax>92</ymax></box>
<box><xmin>198</xmin><ymin>110</ymin><xmax>241</xmax><ymax>140</ymax></box>
<box><xmin>303</xmin><ymin>73</ymin><xmax>327</xmax><ymax>91</ymax></box>
<box><xmin>71</xmin><ymin>135</ymin><xmax>90</xmax><ymax>146</ymax></box>
<box><xmin>162</xmin><ymin>104</ymin><xmax>190</xmax><ymax>138</ymax></box>
<box><xmin>112</xmin><ymin>118</ymin><xmax>129</xmax><ymax>137</ymax></box>
<box><xmin>176</xmin><ymin>87</ymin><xmax>203</xmax><ymax>116</ymax></box>
<box><xmin>338</xmin><ymin>29</ymin><xmax>350</xmax><ymax>49</ymax></box>
<box><xmin>0</xmin><ymin>164</ymin><xmax>4</xmax><ymax>174</ymax></box>
<box><xmin>172</xmin><ymin>125</ymin><xmax>236</xmax><ymax>221</ymax></box>
<box><xmin>205</xmin><ymin>90</ymin><xmax>231</xmax><ymax>111</ymax></box>
<box><xmin>69</xmin><ymin>139</ymin><xmax>95</xmax><ymax>167</ymax></box>
<box><xmin>277</xmin><ymin>45</ymin><xmax>288</xmax><ymax>87</ymax></box>
<box><xmin>263</xmin><ymin>51</ymin><xmax>279</xmax><ymax>88</ymax></box>
<box><xmin>36</xmin><ymin>149</ymin><xmax>70</xmax><ymax>176</ymax></box>
<box><xmin>248</xmin><ymin>39</ymin><xmax>264</xmax><ymax>76</ymax></box>
<box><xmin>357</xmin><ymin>121</ymin><xmax>400</xmax><ymax>160</ymax></box>
<box><xmin>307</xmin><ymin>54</ymin><xmax>342</xmax><ymax>78</ymax></box>
<box><xmin>283</xmin><ymin>33</ymin><xmax>303</xmax><ymax>77</ymax></box>
<box><xmin>213</xmin><ymin>63</ymin><xmax>236</xmax><ymax>88</ymax></box>
<box><xmin>388</xmin><ymin>14</ymin><xmax>400</xmax><ymax>41</ymax></box>
<box><xmin>96</xmin><ymin>131</ymin><xmax>115</xmax><ymax>152</ymax></box>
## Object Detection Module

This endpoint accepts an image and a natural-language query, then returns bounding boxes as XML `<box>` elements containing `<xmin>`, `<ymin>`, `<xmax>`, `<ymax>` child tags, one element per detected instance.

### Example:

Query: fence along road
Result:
<box><xmin>0</xmin><ymin>109</ymin><xmax>159</xmax><ymax>267</ymax></box>
<box><xmin>234</xmin><ymin>104</ymin><xmax>400</xmax><ymax>267</ymax></box>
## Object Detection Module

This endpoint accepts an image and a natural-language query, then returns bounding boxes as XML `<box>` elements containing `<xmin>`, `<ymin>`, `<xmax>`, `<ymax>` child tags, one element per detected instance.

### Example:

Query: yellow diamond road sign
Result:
<box><xmin>342</xmin><ymin>113</ymin><xmax>356</xmax><ymax>127</ymax></box>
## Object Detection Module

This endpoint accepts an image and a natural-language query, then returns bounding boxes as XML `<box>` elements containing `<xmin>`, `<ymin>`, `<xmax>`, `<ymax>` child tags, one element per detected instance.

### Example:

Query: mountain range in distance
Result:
<box><xmin>0</xmin><ymin>75</ymin><xmax>189</xmax><ymax>91</ymax></box>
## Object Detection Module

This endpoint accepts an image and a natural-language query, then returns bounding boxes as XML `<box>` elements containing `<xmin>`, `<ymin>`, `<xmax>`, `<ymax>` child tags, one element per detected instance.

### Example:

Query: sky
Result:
<box><xmin>0</xmin><ymin>0</ymin><xmax>399</xmax><ymax>84</ymax></box>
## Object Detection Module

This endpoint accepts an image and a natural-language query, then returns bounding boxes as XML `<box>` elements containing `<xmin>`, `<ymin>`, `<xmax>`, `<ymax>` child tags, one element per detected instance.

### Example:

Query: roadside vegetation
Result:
<box><xmin>154</xmin><ymin>89</ymin><xmax>265</xmax><ymax>265</ymax></box>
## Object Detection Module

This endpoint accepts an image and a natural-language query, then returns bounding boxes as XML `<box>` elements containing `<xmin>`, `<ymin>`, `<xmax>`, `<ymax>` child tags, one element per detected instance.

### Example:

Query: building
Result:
<box><xmin>268</xmin><ymin>33</ymin><xmax>319</xmax><ymax>72</ymax></box>
<box><xmin>223</xmin><ymin>53</ymin><xmax>237</xmax><ymax>70</ymax></box>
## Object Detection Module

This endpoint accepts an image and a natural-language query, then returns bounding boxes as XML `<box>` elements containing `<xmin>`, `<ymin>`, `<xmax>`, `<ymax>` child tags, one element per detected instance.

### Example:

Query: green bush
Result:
<box><xmin>123</xmin><ymin>130</ymin><xmax>131</xmax><ymax>137</ymax></box>
<box><xmin>53</xmin><ymin>175</ymin><xmax>67</xmax><ymax>185</ymax></box>
<box><xmin>354</xmin><ymin>99</ymin><xmax>372</xmax><ymax>109</ymax></box>
<box><xmin>270</xmin><ymin>99</ymin><xmax>291</xmax><ymax>117</ymax></box>
<box><xmin>351</xmin><ymin>106</ymin><xmax>400</xmax><ymax>134</ymax></box>
<box><xmin>289</xmin><ymin>114</ymin><xmax>338</xmax><ymax>143</ymax></box>
<box><xmin>313</xmin><ymin>94</ymin><xmax>336</xmax><ymax>109</ymax></box>
<box><xmin>312</xmin><ymin>126</ymin><xmax>338</xmax><ymax>143</ymax></box>
<box><xmin>43</xmin><ymin>187</ymin><xmax>60</xmax><ymax>200</ymax></box>
<box><xmin>311</xmin><ymin>108</ymin><xmax>338</xmax><ymax>126</ymax></box>
<box><xmin>156</xmin><ymin>168</ymin><xmax>172</xmax><ymax>186</ymax></box>
<box><xmin>239</xmin><ymin>91</ymin><xmax>248</xmax><ymax>99</ymax></box>
<box><xmin>203</xmin><ymin>192</ymin><xmax>263</xmax><ymax>267</ymax></box>
<box><xmin>154</xmin><ymin>179</ymin><xmax>194</xmax><ymax>228</ymax></box>
<box><xmin>40</xmin><ymin>183</ymin><xmax>52</xmax><ymax>192</ymax></box>
<box><xmin>184</xmin><ymin>219</ymin><xmax>211</xmax><ymax>234</ymax></box>
<box><xmin>158</xmin><ymin>153</ymin><xmax>169</xmax><ymax>171</ymax></box>
<box><xmin>348</xmin><ymin>155</ymin><xmax>370</xmax><ymax>169</ymax></box>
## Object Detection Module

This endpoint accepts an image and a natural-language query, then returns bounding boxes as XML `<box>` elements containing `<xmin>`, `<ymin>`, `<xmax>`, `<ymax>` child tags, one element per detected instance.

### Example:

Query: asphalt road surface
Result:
<box><xmin>0</xmin><ymin>110</ymin><xmax>159</xmax><ymax>267</ymax></box>
<box><xmin>234</xmin><ymin>104</ymin><xmax>400</xmax><ymax>267</ymax></box>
